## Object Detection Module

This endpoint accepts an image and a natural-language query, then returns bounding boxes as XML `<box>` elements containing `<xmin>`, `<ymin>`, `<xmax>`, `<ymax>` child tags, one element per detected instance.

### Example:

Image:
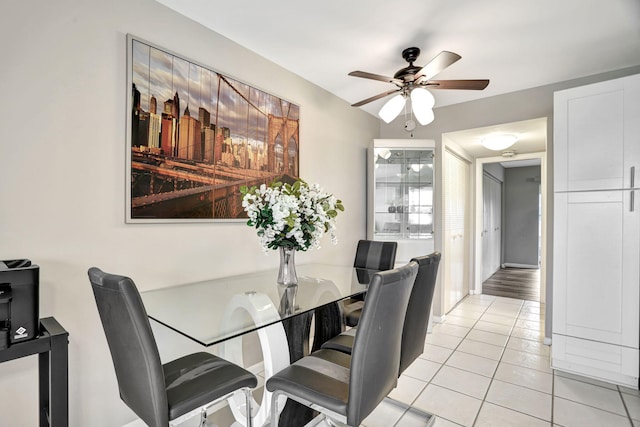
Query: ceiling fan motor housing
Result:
<box><xmin>394</xmin><ymin>47</ymin><xmax>423</xmax><ymax>81</ymax></box>
<box><xmin>402</xmin><ymin>47</ymin><xmax>421</xmax><ymax>63</ymax></box>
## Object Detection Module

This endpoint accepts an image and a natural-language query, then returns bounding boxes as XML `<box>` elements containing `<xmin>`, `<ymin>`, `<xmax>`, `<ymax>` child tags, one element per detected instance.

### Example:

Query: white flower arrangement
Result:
<box><xmin>240</xmin><ymin>179</ymin><xmax>344</xmax><ymax>252</ymax></box>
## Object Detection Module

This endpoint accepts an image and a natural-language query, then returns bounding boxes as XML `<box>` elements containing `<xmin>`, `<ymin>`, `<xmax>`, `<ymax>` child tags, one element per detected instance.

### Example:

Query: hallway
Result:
<box><xmin>482</xmin><ymin>268</ymin><xmax>540</xmax><ymax>302</ymax></box>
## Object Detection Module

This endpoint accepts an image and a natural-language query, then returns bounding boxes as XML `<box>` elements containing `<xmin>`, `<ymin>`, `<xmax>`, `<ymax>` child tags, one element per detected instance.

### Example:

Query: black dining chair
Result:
<box><xmin>322</xmin><ymin>252</ymin><xmax>441</xmax><ymax>375</ymax></box>
<box><xmin>353</xmin><ymin>239</ymin><xmax>398</xmax><ymax>270</ymax></box>
<box><xmin>342</xmin><ymin>239</ymin><xmax>398</xmax><ymax>327</ymax></box>
<box><xmin>88</xmin><ymin>267</ymin><xmax>258</xmax><ymax>427</ymax></box>
<box><xmin>266</xmin><ymin>261</ymin><xmax>418</xmax><ymax>427</ymax></box>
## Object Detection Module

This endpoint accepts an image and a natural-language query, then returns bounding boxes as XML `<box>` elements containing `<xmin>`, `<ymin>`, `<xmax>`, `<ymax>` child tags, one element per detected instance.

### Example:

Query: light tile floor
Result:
<box><xmin>203</xmin><ymin>294</ymin><xmax>640</xmax><ymax>427</ymax></box>
<box><xmin>359</xmin><ymin>294</ymin><xmax>640</xmax><ymax>427</ymax></box>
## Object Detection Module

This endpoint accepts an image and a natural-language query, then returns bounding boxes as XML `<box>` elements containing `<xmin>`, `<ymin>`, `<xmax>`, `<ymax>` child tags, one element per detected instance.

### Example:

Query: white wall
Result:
<box><xmin>0</xmin><ymin>1</ymin><xmax>379</xmax><ymax>425</ymax></box>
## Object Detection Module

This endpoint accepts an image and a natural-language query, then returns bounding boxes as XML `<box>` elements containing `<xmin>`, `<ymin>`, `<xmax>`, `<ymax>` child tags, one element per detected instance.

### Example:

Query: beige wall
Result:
<box><xmin>0</xmin><ymin>1</ymin><xmax>379</xmax><ymax>425</ymax></box>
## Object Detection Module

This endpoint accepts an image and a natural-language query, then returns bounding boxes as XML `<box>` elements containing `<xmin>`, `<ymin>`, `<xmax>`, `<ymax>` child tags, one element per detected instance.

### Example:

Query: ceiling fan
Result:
<box><xmin>349</xmin><ymin>47</ymin><xmax>489</xmax><ymax>125</ymax></box>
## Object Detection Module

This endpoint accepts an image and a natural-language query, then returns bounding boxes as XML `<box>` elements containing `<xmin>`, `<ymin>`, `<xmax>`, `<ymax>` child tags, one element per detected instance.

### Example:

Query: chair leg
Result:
<box><xmin>243</xmin><ymin>388</ymin><xmax>253</xmax><ymax>427</ymax></box>
<box><xmin>270</xmin><ymin>391</ymin><xmax>280</xmax><ymax>427</ymax></box>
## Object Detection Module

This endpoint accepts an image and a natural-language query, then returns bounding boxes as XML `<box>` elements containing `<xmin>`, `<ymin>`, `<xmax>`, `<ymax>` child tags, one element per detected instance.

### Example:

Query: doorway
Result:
<box><xmin>435</xmin><ymin>118</ymin><xmax>548</xmax><ymax>323</ymax></box>
<box><xmin>474</xmin><ymin>153</ymin><xmax>547</xmax><ymax>305</ymax></box>
<box><xmin>480</xmin><ymin>159</ymin><xmax>542</xmax><ymax>301</ymax></box>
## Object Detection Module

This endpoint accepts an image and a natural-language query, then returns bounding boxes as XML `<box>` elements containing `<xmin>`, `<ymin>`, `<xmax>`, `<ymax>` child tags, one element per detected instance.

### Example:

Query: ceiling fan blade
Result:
<box><xmin>348</xmin><ymin>71</ymin><xmax>403</xmax><ymax>86</ymax></box>
<box><xmin>351</xmin><ymin>89</ymin><xmax>401</xmax><ymax>107</ymax></box>
<box><xmin>415</xmin><ymin>51</ymin><xmax>462</xmax><ymax>80</ymax></box>
<box><xmin>422</xmin><ymin>79</ymin><xmax>490</xmax><ymax>90</ymax></box>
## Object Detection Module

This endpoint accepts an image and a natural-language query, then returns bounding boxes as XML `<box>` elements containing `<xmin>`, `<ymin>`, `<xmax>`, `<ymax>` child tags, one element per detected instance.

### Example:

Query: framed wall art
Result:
<box><xmin>125</xmin><ymin>35</ymin><xmax>300</xmax><ymax>222</ymax></box>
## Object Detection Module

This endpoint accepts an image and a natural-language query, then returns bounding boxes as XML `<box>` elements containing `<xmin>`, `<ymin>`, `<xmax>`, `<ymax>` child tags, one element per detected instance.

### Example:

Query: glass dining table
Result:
<box><xmin>141</xmin><ymin>263</ymin><xmax>376</xmax><ymax>426</ymax></box>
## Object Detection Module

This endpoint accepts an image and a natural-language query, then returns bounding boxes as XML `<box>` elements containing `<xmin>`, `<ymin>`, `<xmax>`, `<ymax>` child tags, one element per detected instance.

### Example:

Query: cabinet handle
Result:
<box><xmin>632</xmin><ymin>167</ymin><xmax>636</xmax><ymax>213</ymax></box>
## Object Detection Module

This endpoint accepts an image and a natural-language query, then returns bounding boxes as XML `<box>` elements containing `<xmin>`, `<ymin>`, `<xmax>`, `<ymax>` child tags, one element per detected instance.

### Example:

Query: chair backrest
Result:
<box><xmin>88</xmin><ymin>268</ymin><xmax>168</xmax><ymax>427</ymax></box>
<box><xmin>353</xmin><ymin>240</ymin><xmax>398</xmax><ymax>270</ymax></box>
<box><xmin>347</xmin><ymin>261</ymin><xmax>418</xmax><ymax>426</ymax></box>
<box><xmin>399</xmin><ymin>252</ymin><xmax>441</xmax><ymax>374</ymax></box>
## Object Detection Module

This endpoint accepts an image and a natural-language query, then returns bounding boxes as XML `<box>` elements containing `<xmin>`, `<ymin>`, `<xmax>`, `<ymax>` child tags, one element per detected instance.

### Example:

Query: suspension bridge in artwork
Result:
<box><xmin>130</xmin><ymin>72</ymin><xmax>299</xmax><ymax>219</ymax></box>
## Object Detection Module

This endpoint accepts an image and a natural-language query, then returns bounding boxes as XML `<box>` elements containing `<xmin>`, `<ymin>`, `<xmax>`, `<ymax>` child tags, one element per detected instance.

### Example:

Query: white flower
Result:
<box><xmin>240</xmin><ymin>179</ymin><xmax>344</xmax><ymax>252</ymax></box>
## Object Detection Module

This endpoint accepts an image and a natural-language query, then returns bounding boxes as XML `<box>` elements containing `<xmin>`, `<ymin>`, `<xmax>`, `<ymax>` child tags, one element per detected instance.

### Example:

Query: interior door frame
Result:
<box><xmin>473</xmin><ymin>151</ymin><xmax>547</xmax><ymax>304</ymax></box>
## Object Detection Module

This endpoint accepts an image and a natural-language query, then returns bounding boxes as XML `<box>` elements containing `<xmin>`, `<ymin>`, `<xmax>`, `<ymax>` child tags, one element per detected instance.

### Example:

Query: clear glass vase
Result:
<box><xmin>277</xmin><ymin>246</ymin><xmax>298</xmax><ymax>286</ymax></box>
<box><xmin>277</xmin><ymin>280</ymin><xmax>298</xmax><ymax>316</ymax></box>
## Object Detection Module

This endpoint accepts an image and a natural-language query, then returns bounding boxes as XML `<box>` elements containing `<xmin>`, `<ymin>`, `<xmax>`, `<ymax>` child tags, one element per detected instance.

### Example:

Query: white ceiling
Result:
<box><xmin>444</xmin><ymin>117</ymin><xmax>547</xmax><ymax>158</ymax></box>
<box><xmin>154</xmin><ymin>0</ymin><xmax>639</xmax><ymax>157</ymax></box>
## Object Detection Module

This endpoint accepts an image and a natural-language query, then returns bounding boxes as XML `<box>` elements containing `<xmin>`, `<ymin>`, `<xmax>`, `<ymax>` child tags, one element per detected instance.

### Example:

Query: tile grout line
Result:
<box><xmin>470</xmin><ymin>298</ymin><xmax>524</xmax><ymax>427</ymax></box>
<box><xmin>490</xmin><ymin>300</ymin><xmax>556</xmax><ymax>425</ymax></box>
<box><xmin>618</xmin><ymin>386</ymin><xmax>634</xmax><ymax>425</ymax></box>
<box><xmin>473</xmin><ymin>298</ymin><xmax>555</xmax><ymax>426</ymax></box>
<box><xmin>410</xmin><ymin>296</ymin><xmax>554</xmax><ymax>426</ymax></box>
<box><xmin>554</xmin><ymin>371</ymin><xmax>639</xmax><ymax>422</ymax></box>
<box><xmin>439</xmin><ymin>296</ymin><xmax>548</xmax><ymax>426</ymax></box>
<box><xmin>403</xmin><ymin>294</ymin><xmax>493</xmax><ymax>426</ymax></box>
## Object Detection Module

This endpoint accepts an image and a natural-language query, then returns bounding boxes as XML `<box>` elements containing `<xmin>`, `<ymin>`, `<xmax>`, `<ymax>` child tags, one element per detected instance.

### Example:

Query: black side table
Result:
<box><xmin>0</xmin><ymin>317</ymin><xmax>68</xmax><ymax>426</ymax></box>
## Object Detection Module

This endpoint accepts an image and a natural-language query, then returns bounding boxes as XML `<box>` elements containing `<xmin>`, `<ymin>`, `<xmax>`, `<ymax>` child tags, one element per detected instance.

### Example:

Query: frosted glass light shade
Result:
<box><xmin>411</xmin><ymin>88</ymin><xmax>435</xmax><ymax>125</ymax></box>
<box><xmin>481</xmin><ymin>134</ymin><xmax>518</xmax><ymax>151</ymax></box>
<box><xmin>410</xmin><ymin>88</ymin><xmax>435</xmax><ymax>108</ymax></box>
<box><xmin>378</xmin><ymin>94</ymin><xmax>406</xmax><ymax>123</ymax></box>
<box><xmin>412</xmin><ymin>106</ymin><xmax>434</xmax><ymax>126</ymax></box>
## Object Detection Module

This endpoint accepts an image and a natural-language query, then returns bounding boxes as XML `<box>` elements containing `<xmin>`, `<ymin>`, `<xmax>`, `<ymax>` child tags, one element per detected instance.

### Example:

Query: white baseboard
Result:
<box><xmin>432</xmin><ymin>315</ymin><xmax>445</xmax><ymax>324</ymax></box>
<box><xmin>503</xmin><ymin>263</ymin><xmax>539</xmax><ymax>269</ymax></box>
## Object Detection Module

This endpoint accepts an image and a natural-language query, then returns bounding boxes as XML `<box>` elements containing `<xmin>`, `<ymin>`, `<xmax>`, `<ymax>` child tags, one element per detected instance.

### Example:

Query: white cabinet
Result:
<box><xmin>554</xmin><ymin>191</ymin><xmax>639</xmax><ymax>346</ymax></box>
<box><xmin>552</xmin><ymin>73</ymin><xmax>640</xmax><ymax>388</ymax></box>
<box><xmin>368</xmin><ymin>139</ymin><xmax>435</xmax><ymax>264</ymax></box>
<box><xmin>554</xmin><ymin>74</ymin><xmax>640</xmax><ymax>192</ymax></box>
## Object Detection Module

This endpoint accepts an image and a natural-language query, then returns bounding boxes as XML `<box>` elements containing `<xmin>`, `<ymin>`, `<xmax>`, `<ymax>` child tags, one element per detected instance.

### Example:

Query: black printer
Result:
<box><xmin>0</xmin><ymin>259</ymin><xmax>39</xmax><ymax>349</ymax></box>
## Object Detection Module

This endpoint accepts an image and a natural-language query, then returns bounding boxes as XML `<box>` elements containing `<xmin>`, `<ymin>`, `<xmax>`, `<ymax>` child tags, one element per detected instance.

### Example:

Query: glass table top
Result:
<box><xmin>141</xmin><ymin>263</ymin><xmax>376</xmax><ymax>346</ymax></box>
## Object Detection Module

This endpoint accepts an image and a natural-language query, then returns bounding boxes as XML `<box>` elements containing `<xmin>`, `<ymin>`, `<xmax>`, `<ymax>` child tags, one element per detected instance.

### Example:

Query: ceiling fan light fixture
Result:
<box><xmin>378</xmin><ymin>94</ymin><xmax>406</xmax><ymax>123</ymax></box>
<box><xmin>412</xmin><ymin>103</ymin><xmax>435</xmax><ymax>126</ymax></box>
<box><xmin>349</xmin><ymin>48</ymin><xmax>489</xmax><ymax>125</ymax></box>
<box><xmin>410</xmin><ymin>88</ymin><xmax>436</xmax><ymax>125</ymax></box>
<box><xmin>481</xmin><ymin>134</ymin><xmax>518</xmax><ymax>151</ymax></box>
<box><xmin>410</xmin><ymin>87</ymin><xmax>435</xmax><ymax>108</ymax></box>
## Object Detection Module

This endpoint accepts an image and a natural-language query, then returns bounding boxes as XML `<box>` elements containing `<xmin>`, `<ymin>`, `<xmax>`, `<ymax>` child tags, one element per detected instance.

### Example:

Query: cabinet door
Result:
<box><xmin>553</xmin><ymin>190</ymin><xmax>640</xmax><ymax>348</ymax></box>
<box><xmin>370</xmin><ymin>147</ymin><xmax>434</xmax><ymax>239</ymax></box>
<box><xmin>404</xmin><ymin>149</ymin><xmax>434</xmax><ymax>239</ymax></box>
<box><xmin>554</xmin><ymin>73</ymin><xmax>640</xmax><ymax>192</ymax></box>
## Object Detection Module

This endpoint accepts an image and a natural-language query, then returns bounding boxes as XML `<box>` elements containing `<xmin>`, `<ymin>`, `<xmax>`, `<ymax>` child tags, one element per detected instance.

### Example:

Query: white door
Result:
<box><xmin>482</xmin><ymin>172</ymin><xmax>502</xmax><ymax>281</ymax></box>
<box><xmin>553</xmin><ymin>189</ymin><xmax>640</xmax><ymax>347</ymax></box>
<box><xmin>443</xmin><ymin>150</ymin><xmax>470</xmax><ymax>313</ymax></box>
